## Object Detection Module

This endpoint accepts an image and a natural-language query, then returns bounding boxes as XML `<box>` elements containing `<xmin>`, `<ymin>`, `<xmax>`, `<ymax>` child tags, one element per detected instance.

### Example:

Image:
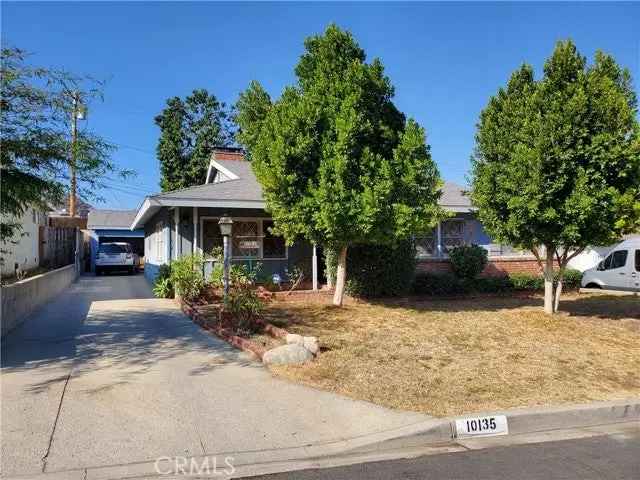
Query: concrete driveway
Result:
<box><xmin>1</xmin><ymin>274</ymin><xmax>430</xmax><ymax>478</ymax></box>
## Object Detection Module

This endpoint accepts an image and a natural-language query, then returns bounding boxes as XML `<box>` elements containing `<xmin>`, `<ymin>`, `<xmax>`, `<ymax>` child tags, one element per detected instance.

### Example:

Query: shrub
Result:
<box><xmin>345</xmin><ymin>240</ymin><xmax>417</xmax><ymax>297</ymax></box>
<box><xmin>469</xmin><ymin>276</ymin><xmax>513</xmax><ymax>293</ymax></box>
<box><xmin>225</xmin><ymin>287</ymin><xmax>263</xmax><ymax>333</ymax></box>
<box><xmin>509</xmin><ymin>273</ymin><xmax>544</xmax><ymax>291</ymax></box>
<box><xmin>210</xmin><ymin>262</ymin><xmax>260</xmax><ymax>288</ymax></box>
<box><xmin>413</xmin><ymin>272</ymin><xmax>465</xmax><ymax>295</ymax></box>
<box><xmin>153</xmin><ymin>277</ymin><xmax>174</xmax><ymax>298</ymax></box>
<box><xmin>558</xmin><ymin>269</ymin><xmax>582</xmax><ymax>290</ymax></box>
<box><xmin>448</xmin><ymin>244</ymin><xmax>488</xmax><ymax>279</ymax></box>
<box><xmin>153</xmin><ymin>264</ymin><xmax>174</xmax><ymax>298</ymax></box>
<box><xmin>170</xmin><ymin>253</ymin><xmax>206</xmax><ymax>301</ymax></box>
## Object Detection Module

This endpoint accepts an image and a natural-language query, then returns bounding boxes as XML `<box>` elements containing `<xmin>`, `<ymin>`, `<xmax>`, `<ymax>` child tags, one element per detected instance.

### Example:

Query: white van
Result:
<box><xmin>581</xmin><ymin>238</ymin><xmax>640</xmax><ymax>292</ymax></box>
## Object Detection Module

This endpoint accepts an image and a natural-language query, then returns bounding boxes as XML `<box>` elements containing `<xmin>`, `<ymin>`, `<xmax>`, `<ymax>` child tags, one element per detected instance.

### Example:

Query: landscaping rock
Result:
<box><xmin>303</xmin><ymin>336</ymin><xmax>319</xmax><ymax>355</ymax></box>
<box><xmin>263</xmin><ymin>344</ymin><xmax>313</xmax><ymax>365</ymax></box>
<box><xmin>286</xmin><ymin>333</ymin><xmax>304</xmax><ymax>345</ymax></box>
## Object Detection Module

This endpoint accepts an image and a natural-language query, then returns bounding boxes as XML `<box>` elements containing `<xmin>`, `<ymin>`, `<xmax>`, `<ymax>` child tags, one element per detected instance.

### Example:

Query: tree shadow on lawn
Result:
<box><xmin>265</xmin><ymin>293</ymin><xmax>639</xmax><ymax>331</ymax></box>
<box><xmin>370</xmin><ymin>293</ymin><xmax>639</xmax><ymax>321</ymax></box>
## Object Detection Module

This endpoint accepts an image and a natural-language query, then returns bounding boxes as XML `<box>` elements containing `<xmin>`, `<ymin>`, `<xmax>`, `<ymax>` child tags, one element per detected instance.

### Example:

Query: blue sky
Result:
<box><xmin>3</xmin><ymin>1</ymin><xmax>639</xmax><ymax>210</ymax></box>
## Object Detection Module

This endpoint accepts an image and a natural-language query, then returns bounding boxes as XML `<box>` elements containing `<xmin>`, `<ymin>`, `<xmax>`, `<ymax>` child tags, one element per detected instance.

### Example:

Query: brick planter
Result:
<box><xmin>176</xmin><ymin>297</ymin><xmax>293</xmax><ymax>362</ymax></box>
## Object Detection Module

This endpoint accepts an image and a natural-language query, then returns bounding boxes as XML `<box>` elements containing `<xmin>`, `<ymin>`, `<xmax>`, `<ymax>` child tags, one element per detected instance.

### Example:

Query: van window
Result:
<box><xmin>635</xmin><ymin>250</ymin><xmax>639</xmax><ymax>272</ymax></box>
<box><xmin>603</xmin><ymin>254</ymin><xmax>612</xmax><ymax>270</ymax></box>
<box><xmin>611</xmin><ymin>250</ymin><xmax>628</xmax><ymax>269</ymax></box>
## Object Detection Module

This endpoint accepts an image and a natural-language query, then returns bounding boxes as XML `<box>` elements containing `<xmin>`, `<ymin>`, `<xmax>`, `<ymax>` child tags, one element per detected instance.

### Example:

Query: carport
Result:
<box><xmin>87</xmin><ymin>210</ymin><xmax>144</xmax><ymax>272</ymax></box>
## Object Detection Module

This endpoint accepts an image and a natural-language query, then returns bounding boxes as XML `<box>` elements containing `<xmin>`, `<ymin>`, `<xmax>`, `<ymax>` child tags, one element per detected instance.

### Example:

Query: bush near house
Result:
<box><xmin>343</xmin><ymin>240</ymin><xmax>417</xmax><ymax>298</ymax></box>
<box><xmin>152</xmin><ymin>264</ymin><xmax>174</xmax><ymax>298</ymax></box>
<box><xmin>448</xmin><ymin>244</ymin><xmax>488</xmax><ymax>280</ymax></box>
<box><xmin>169</xmin><ymin>253</ymin><xmax>206</xmax><ymax>301</ymax></box>
<box><xmin>413</xmin><ymin>270</ymin><xmax>583</xmax><ymax>296</ymax></box>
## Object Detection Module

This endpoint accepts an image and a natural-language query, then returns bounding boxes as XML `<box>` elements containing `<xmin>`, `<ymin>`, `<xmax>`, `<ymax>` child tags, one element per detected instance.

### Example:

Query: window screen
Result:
<box><xmin>232</xmin><ymin>221</ymin><xmax>259</xmax><ymax>258</ymax></box>
<box><xmin>202</xmin><ymin>219</ymin><xmax>223</xmax><ymax>256</ymax></box>
<box><xmin>263</xmin><ymin>220</ymin><xmax>286</xmax><ymax>258</ymax></box>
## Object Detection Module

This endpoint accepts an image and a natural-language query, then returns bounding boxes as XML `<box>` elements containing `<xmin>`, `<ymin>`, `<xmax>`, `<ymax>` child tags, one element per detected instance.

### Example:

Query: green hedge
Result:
<box><xmin>412</xmin><ymin>269</ymin><xmax>582</xmax><ymax>296</ymax></box>
<box><xmin>342</xmin><ymin>240</ymin><xmax>416</xmax><ymax>298</ymax></box>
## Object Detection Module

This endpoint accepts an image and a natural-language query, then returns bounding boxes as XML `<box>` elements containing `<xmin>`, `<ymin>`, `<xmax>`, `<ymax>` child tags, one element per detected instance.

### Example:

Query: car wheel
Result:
<box><xmin>95</xmin><ymin>267</ymin><xmax>101</xmax><ymax>276</ymax></box>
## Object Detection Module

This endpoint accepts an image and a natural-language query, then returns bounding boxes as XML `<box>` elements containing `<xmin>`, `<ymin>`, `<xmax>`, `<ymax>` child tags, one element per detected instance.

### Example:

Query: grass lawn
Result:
<box><xmin>263</xmin><ymin>293</ymin><xmax>640</xmax><ymax>417</ymax></box>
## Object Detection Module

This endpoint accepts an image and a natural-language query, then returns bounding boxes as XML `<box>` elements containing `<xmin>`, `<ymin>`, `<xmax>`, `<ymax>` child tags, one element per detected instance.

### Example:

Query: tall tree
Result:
<box><xmin>1</xmin><ymin>47</ymin><xmax>123</xmax><ymax>244</ymax></box>
<box><xmin>236</xmin><ymin>24</ymin><xmax>444</xmax><ymax>306</ymax></box>
<box><xmin>471</xmin><ymin>40</ymin><xmax>640</xmax><ymax>314</ymax></box>
<box><xmin>155</xmin><ymin>89</ymin><xmax>233</xmax><ymax>191</ymax></box>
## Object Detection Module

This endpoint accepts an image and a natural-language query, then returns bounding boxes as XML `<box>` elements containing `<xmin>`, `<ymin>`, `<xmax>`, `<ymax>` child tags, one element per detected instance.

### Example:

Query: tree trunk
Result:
<box><xmin>332</xmin><ymin>246</ymin><xmax>348</xmax><ymax>306</ymax></box>
<box><xmin>554</xmin><ymin>262</ymin><xmax>568</xmax><ymax>313</ymax></box>
<box><xmin>543</xmin><ymin>246</ymin><xmax>555</xmax><ymax>315</ymax></box>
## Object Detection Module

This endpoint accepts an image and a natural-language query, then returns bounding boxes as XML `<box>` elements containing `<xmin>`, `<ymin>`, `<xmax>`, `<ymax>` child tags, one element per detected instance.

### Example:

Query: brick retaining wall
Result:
<box><xmin>417</xmin><ymin>257</ymin><xmax>548</xmax><ymax>277</ymax></box>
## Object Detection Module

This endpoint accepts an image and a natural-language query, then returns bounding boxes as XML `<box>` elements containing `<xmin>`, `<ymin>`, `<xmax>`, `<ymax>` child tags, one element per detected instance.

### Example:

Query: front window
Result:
<box><xmin>441</xmin><ymin>220</ymin><xmax>465</xmax><ymax>253</ymax></box>
<box><xmin>415</xmin><ymin>230</ymin><xmax>436</xmax><ymax>257</ymax></box>
<box><xmin>202</xmin><ymin>219</ymin><xmax>223</xmax><ymax>256</ymax></box>
<box><xmin>635</xmin><ymin>250</ymin><xmax>639</xmax><ymax>272</ymax></box>
<box><xmin>232</xmin><ymin>220</ymin><xmax>260</xmax><ymax>258</ymax></box>
<box><xmin>263</xmin><ymin>220</ymin><xmax>286</xmax><ymax>259</ymax></box>
<box><xmin>155</xmin><ymin>222</ymin><xmax>165</xmax><ymax>262</ymax></box>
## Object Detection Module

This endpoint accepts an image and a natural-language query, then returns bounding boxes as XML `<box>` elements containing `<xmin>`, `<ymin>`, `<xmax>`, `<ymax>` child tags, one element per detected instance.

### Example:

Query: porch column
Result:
<box><xmin>436</xmin><ymin>221</ymin><xmax>443</xmax><ymax>258</ymax></box>
<box><xmin>174</xmin><ymin>207</ymin><xmax>179</xmax><ymax>260</ymax></box>
<box><xmin>193</xmin><ymin>207</ymin><xmax>198</xmax><ymax>254</ymax></box>
<box><xmin>312</xmin><ymin>243</ymin><xmax>318</xmax><ymax>291</ymax></box>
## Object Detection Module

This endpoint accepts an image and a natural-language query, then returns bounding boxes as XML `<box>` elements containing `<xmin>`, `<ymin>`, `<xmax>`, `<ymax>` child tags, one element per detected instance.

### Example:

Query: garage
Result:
<box><xmin>87</xmin><ymin>210</ymin><xmax>145</xmax><ymax>273</ymax></box>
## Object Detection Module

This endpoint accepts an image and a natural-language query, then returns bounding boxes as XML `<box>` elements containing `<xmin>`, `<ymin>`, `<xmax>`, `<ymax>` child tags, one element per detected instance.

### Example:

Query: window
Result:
<box><xmin>441</xmin><ymin>220</ymin><xmax>465</xmax><ymax>253</ymax></box>
<box><xmin>232</xmin><ymin>221</ymin><xmax>259</xmax><ymax>258</ymax></box>
<box><xmin>99</xmin><ymin>243</ymin><xmax>130</xmax><ymax>254</ymax></box>
<box><xmin>202</xmin><ymin>219</ymin><xmax>223</xmax><ymax>256</ymax></box>
<box><xmin>611</xmin><ymin>250</ymin><xmax>628</xmax><ymax>269</ymax></box>
<box><xmin>263</xmin><ymin>220</ymin><xmax>286</xmax><ymax>259</ymax></box>
<box><xmin>155</xmin><ymin>221</ymin><xmax>165</xmax><ymax>262</ymax></box>
<box><xmin>635</xmin><ymin>250</ymin><xmax>639</xmax><ymax>272</ymax></box>
<box><xmin>415</xmin><ymin>230</ymin><xmax>436</xmax><ymax>257</ymax></box>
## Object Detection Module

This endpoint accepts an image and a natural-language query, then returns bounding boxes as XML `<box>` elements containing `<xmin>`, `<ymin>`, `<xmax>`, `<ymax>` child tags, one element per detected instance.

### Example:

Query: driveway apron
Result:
<box><xmin>1</xmin><ymin>275</ymin><xmax>429</xmax><ymax>476</ymax></box>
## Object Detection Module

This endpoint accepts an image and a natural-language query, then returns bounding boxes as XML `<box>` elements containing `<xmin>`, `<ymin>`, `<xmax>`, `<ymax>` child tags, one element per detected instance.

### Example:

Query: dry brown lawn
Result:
<box><xmin>263</xmin><ymin>293</ymin><xmax>640</xmax><ymax>417</ymax></box>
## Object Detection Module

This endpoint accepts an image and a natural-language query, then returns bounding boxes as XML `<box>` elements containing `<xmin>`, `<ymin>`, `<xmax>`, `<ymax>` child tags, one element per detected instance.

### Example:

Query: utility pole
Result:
<box><xmin>69</xmin><ymin>91</ymin><xmax>79</xmax><ymax>217</ymax></box>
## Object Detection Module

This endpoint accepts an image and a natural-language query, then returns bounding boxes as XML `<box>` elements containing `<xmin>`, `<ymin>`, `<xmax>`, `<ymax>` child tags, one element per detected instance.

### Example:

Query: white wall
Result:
<box><xmin>1</xmin><ymin>209</ymin><xmax>44</xmax><ymax>277</ymax></box>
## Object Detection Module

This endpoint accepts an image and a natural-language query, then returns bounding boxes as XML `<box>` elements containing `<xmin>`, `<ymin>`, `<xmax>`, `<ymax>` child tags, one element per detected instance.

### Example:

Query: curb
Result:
<box><xmin>8</xmin><ymin>399</ymin><xmax>638</xmax><ymax>480</ymax></box>
<box><xmin>347</xmin><ymin>398</ymin><xmax>640</xmax><ymax>454</ymax></box>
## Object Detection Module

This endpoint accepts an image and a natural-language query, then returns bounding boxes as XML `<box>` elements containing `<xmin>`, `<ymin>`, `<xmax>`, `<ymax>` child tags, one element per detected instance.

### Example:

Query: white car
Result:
<box><xmin>581</xmin><ymin>238</ymin><xmax>640</xmax><ymax>292</ymax></box>
<box><xmin>95</xmin><ymin>242</ymin><xmax>137</xmax><ymax>275</ymax></box>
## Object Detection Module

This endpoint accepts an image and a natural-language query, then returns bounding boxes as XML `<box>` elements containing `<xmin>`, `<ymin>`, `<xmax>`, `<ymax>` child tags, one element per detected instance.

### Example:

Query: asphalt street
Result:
<box><xmin>248</xmin><ymin>429</ymin><xmax>640</xmax><ymax>480</ymax></box>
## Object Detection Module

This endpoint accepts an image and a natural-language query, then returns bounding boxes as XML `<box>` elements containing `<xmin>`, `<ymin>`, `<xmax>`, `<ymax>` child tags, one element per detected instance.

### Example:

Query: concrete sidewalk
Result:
<box><xmin>1</xmin><ymin>275</ymin><xmax>430</xmax><ymax>478</ymax></box>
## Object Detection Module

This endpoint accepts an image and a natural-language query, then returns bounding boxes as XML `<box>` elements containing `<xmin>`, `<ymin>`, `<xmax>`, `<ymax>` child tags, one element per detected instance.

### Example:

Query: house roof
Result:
<box><xmin>88</xmin><ymin>209</ymin><xmax>139</xmax><ymax>230</ymax></box>
<box><xmin>440</xmin><ymin>181</ymin><xmax>472</xmax><ymax>212</ymax></box>
<box><xmin>49</xmin><ymin>195</ymin><xmax>93</xmax><ymax>218</ymax></box>
<box><xmin>130</xmin><ymin>150</ymin><xmax>474</xmax><ymax>229</ymax></box>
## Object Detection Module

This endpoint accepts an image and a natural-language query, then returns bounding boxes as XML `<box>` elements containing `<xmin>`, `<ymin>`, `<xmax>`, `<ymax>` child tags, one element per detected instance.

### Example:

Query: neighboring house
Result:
<box><xmin>48</xmin><ymin>195</ymin><xmax>93</xmax><ymax>229</ymax></box>
<box><xmin>131</xmin><ymin>147</ymin><xmax>544</xmax><ymax>286</ymax></box>
<box><xmin>87</xmin><ymin>209</ymin><xmax>145</xmax><ymax>272</ymax></box>
<box><xmin>0</xmin><ymin>207</ymin><xmax>48</xmax><ymax>278</ymax></box>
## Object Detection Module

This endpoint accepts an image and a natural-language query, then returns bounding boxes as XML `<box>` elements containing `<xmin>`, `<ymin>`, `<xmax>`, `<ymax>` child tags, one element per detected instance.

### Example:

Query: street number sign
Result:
<box><xmin>454</xmin><ymin>415</ymin><xmax>509</xmax><ymax>438</ymax></box>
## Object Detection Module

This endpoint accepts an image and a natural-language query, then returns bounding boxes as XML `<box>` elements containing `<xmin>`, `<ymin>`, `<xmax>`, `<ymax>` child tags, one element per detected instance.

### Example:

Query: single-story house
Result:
<box><xmin>131</xmin><ymin>147</ymin><xmax>543</xmax><ymax>287</ymax></box>
<box><xmin>87</xmin><ymin>209</ymin><xmax>145</xmax><ymax>272</ymax></box>
<box><xmin>0</xmin><ymin>207</ymin><xmax>48</xmax><ymax>277</ymax></box>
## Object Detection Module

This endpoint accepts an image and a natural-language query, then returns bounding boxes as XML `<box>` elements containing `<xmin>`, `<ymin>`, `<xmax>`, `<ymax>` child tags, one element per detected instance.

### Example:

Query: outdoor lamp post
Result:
<box><xmin>218</xmin><ymin>216</ymin><xmax>233</xmax><ymax>300</ymax></box>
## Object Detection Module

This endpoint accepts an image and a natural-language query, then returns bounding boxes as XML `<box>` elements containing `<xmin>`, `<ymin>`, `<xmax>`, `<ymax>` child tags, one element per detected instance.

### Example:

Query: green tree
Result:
<box><xmin>155</xmin><ymin>89</ymin><xmax>233</xmax><ymax>191</ymax></box>
<box><xmin>1</xmin><ymin>47</ymin><xmax>122</xmax><ymax>245</ymax></box>
<box><xmin>471</xmin><ymin>40</ymin><xmax>640</xmax><ymax>314</ymax></box>
<box><xmin>236</xmin><ymin>24</ymin><xmax>444</xmax><ymax>305</ymax></box>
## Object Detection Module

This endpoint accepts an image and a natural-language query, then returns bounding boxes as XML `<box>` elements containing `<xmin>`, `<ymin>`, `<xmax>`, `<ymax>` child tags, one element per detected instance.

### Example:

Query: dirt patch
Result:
<box><xmin>265</xmin><ymin>293</ymin><xmax>640</xmax><ymax>417</ymax></box>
